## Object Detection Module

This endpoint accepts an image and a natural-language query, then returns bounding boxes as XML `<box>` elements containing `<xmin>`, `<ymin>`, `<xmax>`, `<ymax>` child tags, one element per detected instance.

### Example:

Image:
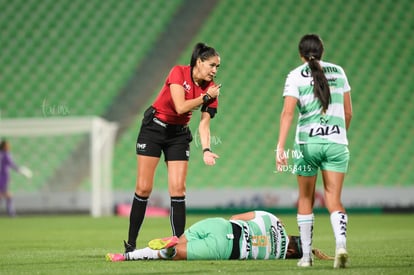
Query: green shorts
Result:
<box><xmin>293</xmin><ymin>143</ymin><xmax>350</xmax><ymax>176</ymax></box>
<box><xmin>184</xmin><ymin>217</ymin><xmax>234</xmax><ymax>260</ymax></box>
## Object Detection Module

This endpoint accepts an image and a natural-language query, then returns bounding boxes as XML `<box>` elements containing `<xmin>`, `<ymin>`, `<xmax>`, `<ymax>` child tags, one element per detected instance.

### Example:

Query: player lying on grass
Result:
<box><xmin>107</xmin><ymin>210</ymin><xmax>333</xmax><ymax>262</ymax></box>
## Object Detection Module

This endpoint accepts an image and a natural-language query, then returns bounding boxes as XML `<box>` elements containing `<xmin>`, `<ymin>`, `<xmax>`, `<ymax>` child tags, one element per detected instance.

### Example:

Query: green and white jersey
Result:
<box><xmin>283</xmin><ymin>61</ymin><xmax>351</xmax><ymax>145</ymax></box>
<box><xmin>231</xmin><ymin>211</ymin><xmax>289</xmax><ymax>260</ymax></box>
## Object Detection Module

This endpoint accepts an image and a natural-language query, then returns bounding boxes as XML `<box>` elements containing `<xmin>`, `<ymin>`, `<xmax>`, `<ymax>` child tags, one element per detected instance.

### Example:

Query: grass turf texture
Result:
<box><xmin>0</xmin><ymin>214</ymin><xmax>413</xmax><ymax>274</ymax></box>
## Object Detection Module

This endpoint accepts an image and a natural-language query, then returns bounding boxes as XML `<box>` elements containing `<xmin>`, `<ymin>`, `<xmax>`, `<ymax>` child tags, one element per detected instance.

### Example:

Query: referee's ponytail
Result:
<box><xmin>299</xmin><ymin>34</ymin><xmax>331</xmax><ymax>113</ymax></box>
<box><xmin>190</xmin><ymin>42</ymin><xmax>220</xmax><ymax>68</ymax></box>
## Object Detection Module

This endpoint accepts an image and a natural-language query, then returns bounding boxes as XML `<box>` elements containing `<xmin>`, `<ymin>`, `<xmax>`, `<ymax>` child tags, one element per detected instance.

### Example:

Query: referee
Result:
<box><xmin>124</xmin><ymin>42</ymin><xmax>221</xmax><ymax>253</ymax></box>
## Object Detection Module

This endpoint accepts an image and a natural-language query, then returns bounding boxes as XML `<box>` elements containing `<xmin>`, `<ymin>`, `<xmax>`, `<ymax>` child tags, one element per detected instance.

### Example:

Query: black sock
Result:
<box><xmin>127</xmin><ymin>193</ymin><xmax>148</xmax><ymax>247</ymax></box>
<box><xmin>170</xmin><ymin>196</ymin><xmax>186</xmax><ymax>237</ymax></box>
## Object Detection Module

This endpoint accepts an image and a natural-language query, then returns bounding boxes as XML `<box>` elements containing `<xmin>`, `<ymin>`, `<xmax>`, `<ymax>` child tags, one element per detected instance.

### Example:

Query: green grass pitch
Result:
<box><xmin>0</xmin><ymin>213</ymin><xmax>413</xmax><ymax>274</ymax></box>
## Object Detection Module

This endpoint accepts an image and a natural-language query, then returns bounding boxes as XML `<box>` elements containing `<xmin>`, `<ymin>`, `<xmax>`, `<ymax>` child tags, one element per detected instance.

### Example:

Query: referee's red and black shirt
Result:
<box><xmin>152</xmin><ymin>65</ymin><xmax>218</xmax><ymax>125</ymax></box>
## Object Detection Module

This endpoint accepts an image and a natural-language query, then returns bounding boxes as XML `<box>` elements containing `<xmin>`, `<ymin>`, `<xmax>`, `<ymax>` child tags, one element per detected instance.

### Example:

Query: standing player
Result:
<box><xmin>108</xmin><ymin>210</ymin><xmax>333</xmax><ymax>262</ymax></box>
<box><xmin>124</xmin><ymin>42</ymin><xmax>221</xmax><ymax>253</ymax></box>
<box><xmin>276</xmin><ymin>34</ymin><xmax>352</xmax><ymax>268</ymax></box>
<box><xmin>0</xmin><ymin>139</ymin><xmax>32</xmax><ymax>216</ymax></box>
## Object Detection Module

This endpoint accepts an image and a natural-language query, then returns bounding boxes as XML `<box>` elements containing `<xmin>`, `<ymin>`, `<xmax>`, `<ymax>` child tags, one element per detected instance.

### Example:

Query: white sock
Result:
<box><xmin>330</xmin><ymin>211</ymin><xmax>348</xmax><ymax>250</ymax></box>
<box><xmin>126</xmin><ymin>247</ymin><xmax>159</xmax><ymax>260</ymax></box>
<box><xmin>297</xmin><ymin>213</ymin><xmax>314</xmax><ymax>259</ymax></box>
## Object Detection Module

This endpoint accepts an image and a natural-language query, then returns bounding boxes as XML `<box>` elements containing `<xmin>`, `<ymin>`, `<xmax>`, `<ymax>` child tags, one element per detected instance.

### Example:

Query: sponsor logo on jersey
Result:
<box><xmin>309</xmin><ymin>125</ymin><xmax>340</xmax><ymax>137</ymax></box>
<box><xmin>309</xmin><ymin>116</ymin><xmax>341</xmax><ymax>137</ymax></box>
<box><xmin>183</xmin><ymin>81</ymin><xmax>191</xmax><ymax>93</ymax></box>
<box><xmin>301</xmin><ymin>66</ymin><xmax>339</xmax><ymax>77</ymax></box>
<box><xmin>270</xmin><ymin>225</ymin><xmax>278</xmax><ymax>256</ymax></box>
<box><xmin>242</xmin><ymin>224</ymin><xmax>251</xmax><ymax>255</ymax></box>
<box><xmin>270</xmin><ymin>221</ymin><xmax>287</xmax><ymax>259</ymax></box>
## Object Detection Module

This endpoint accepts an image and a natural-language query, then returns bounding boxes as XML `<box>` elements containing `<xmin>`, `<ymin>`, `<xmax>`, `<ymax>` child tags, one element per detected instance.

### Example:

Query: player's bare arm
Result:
<box><xmin>199</xmin><ymin>112</ymin><xmax>219</xmax><ymax>165</ymax></box>
<box><xmin>229</xmin><ymin>211</ymin><xmax>255</xmax><ymax>221</ymax></box>
<box><xmin>276</xmin><ymin>95</ymin><xmax>297</xmax><ymax>170</ymax></box>
<box><xmin>343</xmin><ymin>91</ymin><xmax>352</xmax><ymax>130</ymax></box>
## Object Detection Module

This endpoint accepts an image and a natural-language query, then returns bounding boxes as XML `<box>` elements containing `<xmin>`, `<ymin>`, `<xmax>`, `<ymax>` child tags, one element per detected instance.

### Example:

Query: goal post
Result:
<box><xmin>0</xmin><ymin>116</ymin><xmax>118</xmax><ymax>217</ymax></box>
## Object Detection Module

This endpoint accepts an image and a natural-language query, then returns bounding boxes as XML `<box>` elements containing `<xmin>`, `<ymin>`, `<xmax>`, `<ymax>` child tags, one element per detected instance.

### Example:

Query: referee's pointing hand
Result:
<box><xmin>203</xmin><ymin>151</ymin><xmax>219</xmax><ymax>166</ymax></box>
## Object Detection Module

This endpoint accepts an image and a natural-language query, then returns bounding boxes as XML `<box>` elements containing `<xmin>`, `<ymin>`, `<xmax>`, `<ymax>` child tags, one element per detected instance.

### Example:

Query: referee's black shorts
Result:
<box><xmin>136</xmin><ymin>117</ymin><xmax>193</xmax><ymax>161</ymax></box>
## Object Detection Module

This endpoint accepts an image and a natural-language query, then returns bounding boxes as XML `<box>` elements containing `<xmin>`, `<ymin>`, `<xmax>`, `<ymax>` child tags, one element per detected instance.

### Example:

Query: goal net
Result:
<box><xmin>0</xmin><ymin>117</ymin><xmax>118</xmax><ymax>217</ymax></box>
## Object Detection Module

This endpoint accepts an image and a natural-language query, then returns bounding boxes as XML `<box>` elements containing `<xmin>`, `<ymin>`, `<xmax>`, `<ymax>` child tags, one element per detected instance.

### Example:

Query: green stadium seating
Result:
<box><xmin>1</xmin><ymin>0</ymin><xmax>413</xmax><ymax>193</ymax></box>
<box><xmin>1</xmin><ymin>0</ymin><xmax>184</xmax><ymax>190</ymax></box>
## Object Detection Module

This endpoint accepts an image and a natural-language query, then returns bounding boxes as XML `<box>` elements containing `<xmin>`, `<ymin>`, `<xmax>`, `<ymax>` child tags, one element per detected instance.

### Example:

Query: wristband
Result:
<box><xmin>202</xmin><ymin>93</ymin><xmax>212</xmax><ymax>104</ymax></box>
<box><xmin>203</xmin><ymin>148</ymin><xmax>211</xmax><ymax>153</ymax></box>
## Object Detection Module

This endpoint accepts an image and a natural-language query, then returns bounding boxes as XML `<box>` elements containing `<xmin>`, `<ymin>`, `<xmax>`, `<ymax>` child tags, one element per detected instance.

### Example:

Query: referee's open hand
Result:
<box><xmin>203</xmin><ymin>151</ymin><xmax>219</xmax><ymax>166</ymax></box>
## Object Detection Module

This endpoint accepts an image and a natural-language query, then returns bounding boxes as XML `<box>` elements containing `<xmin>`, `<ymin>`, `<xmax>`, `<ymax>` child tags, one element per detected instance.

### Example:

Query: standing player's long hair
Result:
<box><xmin>299</xmin><ymin>34</ymin><xmax>331</xmax><ymax>113</ymax></box>
<box><xmin>190</xmin><ymin>42</ymin><xmax>220</xmax><ymax>68</ymax></box>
